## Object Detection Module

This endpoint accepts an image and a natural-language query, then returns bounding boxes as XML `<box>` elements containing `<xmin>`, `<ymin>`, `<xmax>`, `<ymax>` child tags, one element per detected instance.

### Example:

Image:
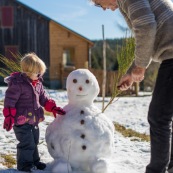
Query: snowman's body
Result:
<box><xmin>46</xmin><ymin>69</ymin><xmax>114</xmax><ymax>173</ymax></box>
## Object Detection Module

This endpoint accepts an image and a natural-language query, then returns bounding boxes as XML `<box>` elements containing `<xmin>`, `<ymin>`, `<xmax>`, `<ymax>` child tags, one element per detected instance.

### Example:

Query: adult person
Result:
<box><xmin>89</xmin><ymin>0</ymin><xmax>173</xmax><ymax>173</ymax></box>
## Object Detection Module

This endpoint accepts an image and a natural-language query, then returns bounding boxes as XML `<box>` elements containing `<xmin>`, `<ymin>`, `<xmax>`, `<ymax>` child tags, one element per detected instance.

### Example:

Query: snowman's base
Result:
<box><xmin>51</xmin><ymin>158</ymin><xmax>111</xmax><ymax>173</ymax></box>
<box><xmin>52</xmin><ymin>159</ymin><xmax>72</xmax><ymax>173</ymax></box>
<box><xmin>91</xmin><ymin>159</ymin><xmax>109</xmax><ymax>173</ymax></box>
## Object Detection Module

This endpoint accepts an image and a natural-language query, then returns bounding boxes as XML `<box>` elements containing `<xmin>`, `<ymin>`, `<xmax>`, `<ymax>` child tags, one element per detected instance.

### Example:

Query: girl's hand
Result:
<box><xmin>3</xmin><ymin>107</ymin><xmax>16</xmax><ymax>131</ymax></box>
<box><xmin>52</xmin><ymin>107</ymin><xmax>66</xmax><ymax>118</ymax></box>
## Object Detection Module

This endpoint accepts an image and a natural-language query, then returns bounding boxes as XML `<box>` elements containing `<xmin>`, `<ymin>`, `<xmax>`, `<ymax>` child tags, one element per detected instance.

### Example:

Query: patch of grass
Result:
<box><xmin>1</xmin><ymin>154</ymin><xmax>16</xmax><ymax>168</ymax></box>
<box><xmin>114</xmin><ymin>122</ymin><xmax>150</xmax><ymax>142</ymax></box>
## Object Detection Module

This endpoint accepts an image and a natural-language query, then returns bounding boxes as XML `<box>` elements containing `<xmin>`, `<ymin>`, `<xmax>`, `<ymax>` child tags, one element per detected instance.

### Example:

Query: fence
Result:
<box><xmin>89</xmin><ymin>68</ymin><xmax>139</xmax><ymax>96</ymax></box>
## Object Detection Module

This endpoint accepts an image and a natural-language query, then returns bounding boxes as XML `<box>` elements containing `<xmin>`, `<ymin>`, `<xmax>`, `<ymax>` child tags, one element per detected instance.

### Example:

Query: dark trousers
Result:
<box><xmin>146</xmin><ymin>59</ymin><xmax>173</xmax><ymax>173</ymax></box>
<box><xmin>13</xmin><ymin>124</ymin><xmax>40</xmax><ymax>170</ymax></box>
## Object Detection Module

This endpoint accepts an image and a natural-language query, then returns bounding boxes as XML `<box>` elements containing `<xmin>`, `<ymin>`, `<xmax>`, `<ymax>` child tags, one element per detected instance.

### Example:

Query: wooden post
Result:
<box><xmin>60</xmin><ymin>63</ymin><xmax>64</xmax><ymax>89</ymax></box>
<box><xmin>84</xmin><ymin>61</ymin><xmax>89</xmax><ymax>69</ymax></box>
<box><xmin>89</xmin><ymin>47</ymin><xmax>92</xmax><ymax>68</ymax></box>
<box><xmin>102</xmin><ymin>25</ymin><xmax>106</xmax><ymax>111</ymax></box>
<box><xmin>135</xmin><ymin>82</ymin><xmax>139</xmax><ymax>96</ymax></box>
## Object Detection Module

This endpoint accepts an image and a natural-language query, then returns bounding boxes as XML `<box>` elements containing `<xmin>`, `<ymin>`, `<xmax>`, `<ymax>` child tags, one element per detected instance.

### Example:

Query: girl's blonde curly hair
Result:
<box><xmin>21</xmin><ymin>53</ymin><xmax>46</xmax><ymax>77</ymax></box>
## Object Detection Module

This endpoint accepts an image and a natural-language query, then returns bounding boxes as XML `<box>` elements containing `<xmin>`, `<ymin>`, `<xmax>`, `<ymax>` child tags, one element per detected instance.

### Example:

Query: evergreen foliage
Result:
<box><xmin>102</xmin><ymin>36</ymin><xmax>135</xmax><ymax>112</ymax></box>
<box><xmin>0</xmin><ymin>53</ymin><xmax>21</xmax><ymax>77</ymax></box>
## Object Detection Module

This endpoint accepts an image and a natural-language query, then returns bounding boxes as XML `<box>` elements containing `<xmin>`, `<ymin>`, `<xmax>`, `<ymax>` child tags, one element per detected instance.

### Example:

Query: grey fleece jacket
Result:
<box><xmin>117</xmin><ymin>0</ymin><xmax>173</xmax><ymax>68</ymax></box>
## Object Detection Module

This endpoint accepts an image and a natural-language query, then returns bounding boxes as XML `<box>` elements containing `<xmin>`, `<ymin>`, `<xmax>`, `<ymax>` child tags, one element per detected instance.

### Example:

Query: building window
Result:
<box><xmin>0</xmin><ymin>6</ymin><xmax>14</xmax><ymax>28</ymax></box>
<box><xmin>5</xmin><ymin>45</ymin><xmax>18</xmax><ymax>59</ymax></box>
<box><xmin>63</xmin><ymin>48</ymin><xmax>75</xmax><ymax>66</ymax></box>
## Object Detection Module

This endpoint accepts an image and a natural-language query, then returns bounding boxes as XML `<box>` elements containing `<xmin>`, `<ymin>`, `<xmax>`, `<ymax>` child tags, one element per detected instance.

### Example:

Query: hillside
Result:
<box><xmin>91</xmin><ymin>38</ymin><xmax>123</xmax><ymax>70</ymax></box>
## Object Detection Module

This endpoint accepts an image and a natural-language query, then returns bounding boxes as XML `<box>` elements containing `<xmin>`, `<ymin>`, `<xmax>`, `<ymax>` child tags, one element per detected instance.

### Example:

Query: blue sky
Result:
<box><xmin>17</xmin><ymin>0</ymin><xmax>129</xmax><ymax>40</ymax></box>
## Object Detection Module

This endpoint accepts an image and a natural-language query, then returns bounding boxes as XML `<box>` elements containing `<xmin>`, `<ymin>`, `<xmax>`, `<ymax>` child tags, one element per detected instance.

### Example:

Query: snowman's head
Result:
<box><xmin>66</xmin><ymin>69</ymin><xmax>100</xmax><ymax>105</ymax></box>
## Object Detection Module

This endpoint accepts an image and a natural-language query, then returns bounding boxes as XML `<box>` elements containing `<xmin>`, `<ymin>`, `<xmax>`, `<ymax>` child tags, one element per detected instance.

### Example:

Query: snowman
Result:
<box><xmin>46</xmin><ymin>69</ymin><xmax>115</xmax><ymax>173</ymax></box>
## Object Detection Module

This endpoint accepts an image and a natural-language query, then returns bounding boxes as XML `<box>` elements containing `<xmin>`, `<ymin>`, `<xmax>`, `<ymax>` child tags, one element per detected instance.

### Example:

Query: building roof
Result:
<box><xmin>14</xmin><ymin>0</ymin><xmax>93</xmax><ymax>46</ymax></box>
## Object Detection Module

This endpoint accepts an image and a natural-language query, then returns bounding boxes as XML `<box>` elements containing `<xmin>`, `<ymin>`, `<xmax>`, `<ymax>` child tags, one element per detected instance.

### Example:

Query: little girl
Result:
<box><xmin>3</xmin><ymin>53</ymin><xmax>65</xmax><ymax>172</ymax></box>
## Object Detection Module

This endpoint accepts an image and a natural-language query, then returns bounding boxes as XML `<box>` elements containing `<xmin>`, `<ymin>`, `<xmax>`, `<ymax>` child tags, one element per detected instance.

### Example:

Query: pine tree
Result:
<box><xmin>102</xmin><ymin>36</ymin><xmax>135</xmax><ymax>112</ymax></box>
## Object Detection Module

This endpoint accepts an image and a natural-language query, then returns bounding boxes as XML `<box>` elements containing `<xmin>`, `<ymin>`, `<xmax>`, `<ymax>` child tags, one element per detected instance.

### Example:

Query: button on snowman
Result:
<box><xmin>46</xmin><ymin>69</ymin><xmax>114</xmax><ymax>173</ymax></box>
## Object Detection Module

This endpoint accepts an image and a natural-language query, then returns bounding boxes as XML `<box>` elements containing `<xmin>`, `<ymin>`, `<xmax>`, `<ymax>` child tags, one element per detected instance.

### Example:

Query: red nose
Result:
<box><xmin>79</xmin><ymin>86</ymin><xmax>82</xmax><ymax>91</ymax></box>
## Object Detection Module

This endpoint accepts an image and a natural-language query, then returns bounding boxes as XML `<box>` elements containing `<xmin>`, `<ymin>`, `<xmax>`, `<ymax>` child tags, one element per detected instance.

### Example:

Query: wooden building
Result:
<box><xmin>0</xmin><ymin>0</ymin><xmax>93</xmax><ymax>89</ymax></box>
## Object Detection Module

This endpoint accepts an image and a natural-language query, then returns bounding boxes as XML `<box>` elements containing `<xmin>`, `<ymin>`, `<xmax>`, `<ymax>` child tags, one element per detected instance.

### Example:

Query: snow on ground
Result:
<box><xmin>0</xmin><ymin>87</ymin><xmax>151</xmax><ymax>173</ymax></box>
<box><xmin>104</xmin><ymin>95</ymin><xmax>151</xmax><ymax>135</ymax></box>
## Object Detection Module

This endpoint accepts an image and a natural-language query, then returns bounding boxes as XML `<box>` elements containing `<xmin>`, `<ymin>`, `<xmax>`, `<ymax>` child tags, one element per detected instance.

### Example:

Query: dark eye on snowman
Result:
<box><xmin>86</xmin><ymin>79</ymin><xmax>89</xmax><ymax>84</ymax></box>
<box><xmin>73</xmin><ymin>79</ymin><xmax>77</xmax><ymax>83</ymax></box>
